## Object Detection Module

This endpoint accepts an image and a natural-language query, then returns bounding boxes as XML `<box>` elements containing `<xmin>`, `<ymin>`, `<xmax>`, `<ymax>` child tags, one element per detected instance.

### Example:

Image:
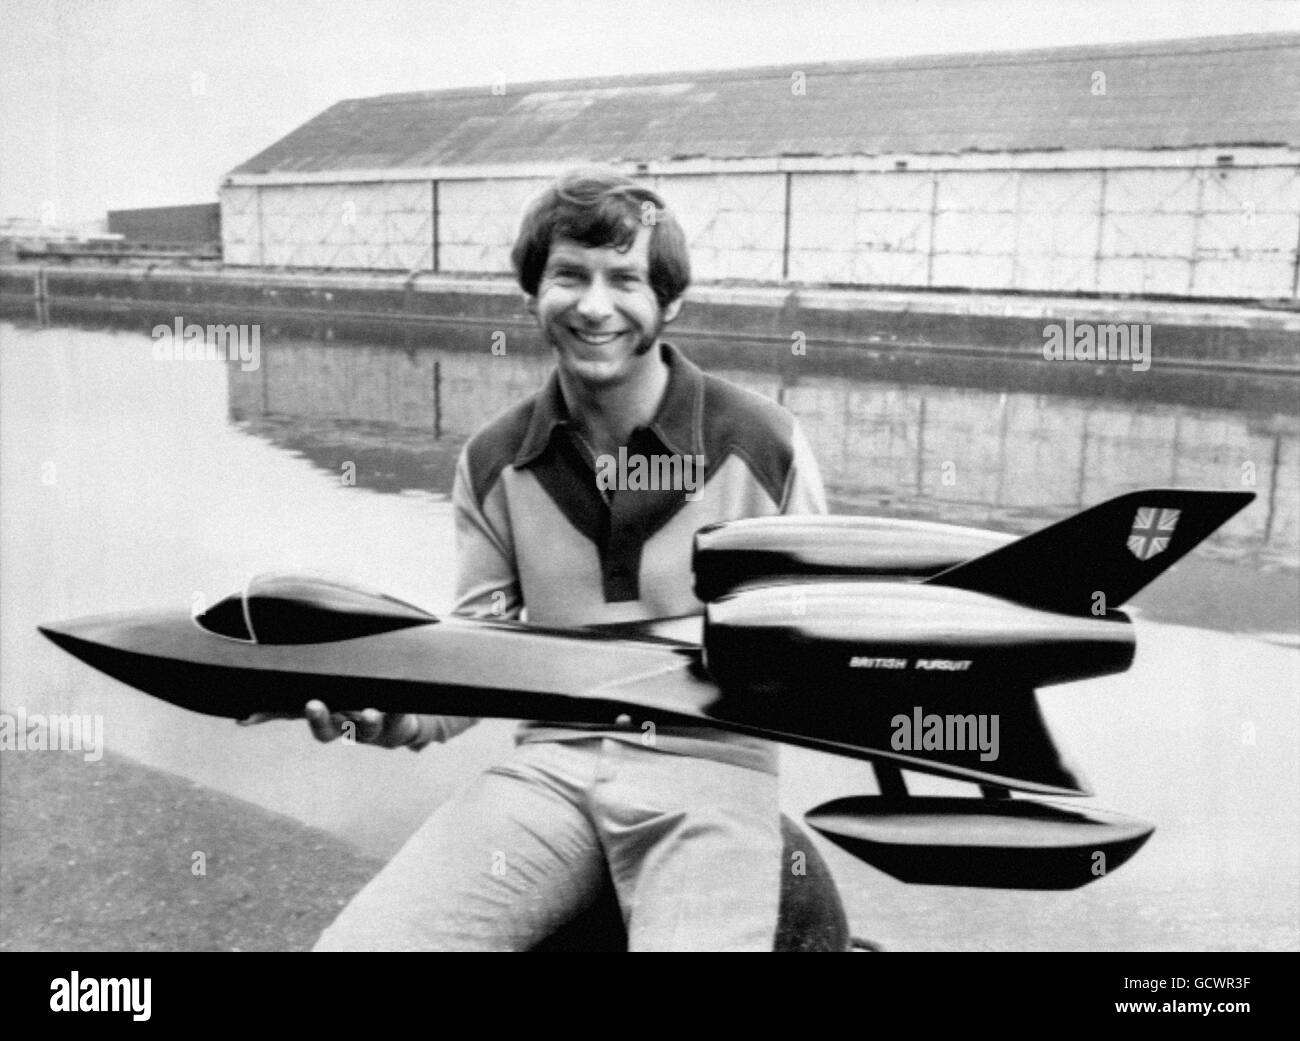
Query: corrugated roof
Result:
<box><xmin>230</xmin><ymin>33</ymin><xmax>1300</xmax><ymax>176</ymax></box>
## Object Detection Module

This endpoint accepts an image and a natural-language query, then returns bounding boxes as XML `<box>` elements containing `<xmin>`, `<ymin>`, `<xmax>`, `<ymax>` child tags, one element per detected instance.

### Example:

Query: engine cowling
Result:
<box><xmin>692</xmin><ymin>515</ymin><xmax>1013</xmax><ymax>601</ymax></box>
<box><xmin>703</xmin><ymin>581</ymin><xmax>1135</xmax><ymax>697</ymax></box>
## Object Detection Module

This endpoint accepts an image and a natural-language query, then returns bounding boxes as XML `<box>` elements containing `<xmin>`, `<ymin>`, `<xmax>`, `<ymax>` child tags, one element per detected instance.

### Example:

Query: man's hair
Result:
<box><xmin>511</xmin><ymin>168</ymin><xmax>690</xmax><ymax>309</ymax></box>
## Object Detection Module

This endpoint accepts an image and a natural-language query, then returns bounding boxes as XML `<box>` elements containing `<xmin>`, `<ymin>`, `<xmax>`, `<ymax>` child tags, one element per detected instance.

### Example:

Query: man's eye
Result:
<box><xmin>548</xmin><ymin>268</ymin><xmax>582</xmax><ymax>282</ymax></box>
<box><xmin>612</xmin><ymin>273</ymin><xmax>641</xmax><ymax>285</ymax></box>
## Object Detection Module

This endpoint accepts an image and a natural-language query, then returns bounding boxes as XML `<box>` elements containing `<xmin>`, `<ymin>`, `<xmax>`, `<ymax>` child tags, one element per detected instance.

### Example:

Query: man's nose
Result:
<box><xmin>574</xmin><ymin>277</ymin><xmax>614</xmax><ymax>322</ymax></box>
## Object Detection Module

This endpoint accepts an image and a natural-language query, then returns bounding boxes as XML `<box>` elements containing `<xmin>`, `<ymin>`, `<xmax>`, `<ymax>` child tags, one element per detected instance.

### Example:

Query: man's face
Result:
<box><xmin>531</xmin><ymin>227</ymin><xmax>682</xmax><ymax>389</ymax></box>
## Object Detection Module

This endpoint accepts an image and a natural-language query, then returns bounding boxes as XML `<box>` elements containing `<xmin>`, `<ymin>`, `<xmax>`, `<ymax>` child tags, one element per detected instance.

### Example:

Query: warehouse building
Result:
<box><xmin>220</xmin><ymin>33</ymin><xmax>1300</xmax><ymax>300</ymax></box>
<box><xmin>108</xmin><ymin>203</ymin><xmax>220</xmax><ymax>249</ymax></box>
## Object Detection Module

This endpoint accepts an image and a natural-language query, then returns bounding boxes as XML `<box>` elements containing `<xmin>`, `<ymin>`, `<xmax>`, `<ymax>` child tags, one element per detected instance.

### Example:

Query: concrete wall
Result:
<box><xmin>651</xmin><ymin>173</ymin><xmax>787</xmax><ymax>282</ymax></box>
<box><xmin>222</xmin><ymin>182</ymin><xmax>434</xmax><ymax>269</ymax></box>
<box><xmin>436</xmin><ymin>177</ymin><xmax>550</xmax><ymax>274</ymax></box>
<box><xmin>785</xmin><ymin>165</ymin><xmax>1300</xmax><ymax>297</ymax></box>
<box><xmin>220</xmin><ymin>154</ymin><xmax>1300</xmax><ymax>300</ymax></box>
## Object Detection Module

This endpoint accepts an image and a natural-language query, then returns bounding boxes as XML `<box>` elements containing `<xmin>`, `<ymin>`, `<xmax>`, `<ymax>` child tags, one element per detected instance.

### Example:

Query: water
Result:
<box><xmin>2</xmin><ymin>315</ymin><xmax>1297</xmax><ymax>948</ymax></box>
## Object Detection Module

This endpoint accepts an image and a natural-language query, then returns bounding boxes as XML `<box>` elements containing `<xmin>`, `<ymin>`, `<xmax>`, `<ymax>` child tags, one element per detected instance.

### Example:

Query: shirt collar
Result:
<box><xmin>513</xmin><ymin>341</ymin><xmax>705</xmax><ymax>468</ymax></box>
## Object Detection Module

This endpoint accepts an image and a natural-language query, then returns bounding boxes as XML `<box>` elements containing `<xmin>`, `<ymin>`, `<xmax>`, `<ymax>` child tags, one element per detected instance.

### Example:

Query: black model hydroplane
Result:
<box><xmin>40</xmin><ymin>488</ymin><xmax>1251</xmax><ymax>900</ymax></box>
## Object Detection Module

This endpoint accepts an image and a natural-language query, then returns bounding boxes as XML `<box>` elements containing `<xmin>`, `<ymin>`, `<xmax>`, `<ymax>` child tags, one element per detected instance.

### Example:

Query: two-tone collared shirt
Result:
<box><xmin>442</xmin><ymin>340</ymin><xmax>827</xmax><ymax>773</ymax></box>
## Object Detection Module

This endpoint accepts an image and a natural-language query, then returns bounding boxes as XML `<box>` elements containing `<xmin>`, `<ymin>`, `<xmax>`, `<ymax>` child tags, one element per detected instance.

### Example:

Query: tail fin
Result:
<box><xmin>925</xmin><ymin>489</ymin><xmax>1254</xmax><ymax>616</ymax></box>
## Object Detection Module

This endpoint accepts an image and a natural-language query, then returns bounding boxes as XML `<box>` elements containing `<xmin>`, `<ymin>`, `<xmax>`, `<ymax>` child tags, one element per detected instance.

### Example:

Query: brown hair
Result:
<box><xmin>511</xmin><ymin>168</ymin><xmax>690</xmax><ymax>308</ymax></box>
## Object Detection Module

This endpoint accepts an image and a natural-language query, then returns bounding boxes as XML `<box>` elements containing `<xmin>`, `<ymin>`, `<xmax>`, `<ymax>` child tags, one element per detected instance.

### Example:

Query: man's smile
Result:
<box><xmin>567</xmin><ymin>326</ymin><xmax>630</xmax><ymax>347</ymax></box>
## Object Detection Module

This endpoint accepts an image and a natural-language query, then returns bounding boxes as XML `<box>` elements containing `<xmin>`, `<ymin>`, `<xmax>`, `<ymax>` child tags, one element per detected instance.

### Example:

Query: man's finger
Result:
<box><xmin>306</xmin><ymin>700</ymin><xmax>341</xmax><ymax>743</ymax></box>
<box><xmin>354</xmin><ymin>708</ymin><xmax>384</xmax><ymax>744</ymax></box>
<box><xmin>383</xmin><ymin>713</ymin><xmax>420</xmax><ymax>748</ymax></box>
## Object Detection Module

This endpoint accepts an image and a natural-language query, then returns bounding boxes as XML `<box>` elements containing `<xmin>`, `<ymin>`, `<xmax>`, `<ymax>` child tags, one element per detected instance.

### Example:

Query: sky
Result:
<box><xmin>2</xmin><ymin>0</ymin><xmax>1298</xmax><ymax>225</ymax></box>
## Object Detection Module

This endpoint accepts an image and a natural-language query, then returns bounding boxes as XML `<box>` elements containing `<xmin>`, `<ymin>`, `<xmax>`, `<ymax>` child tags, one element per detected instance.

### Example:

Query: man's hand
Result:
<box><xmin>306</xmin><ymin>701</ymin><xmax>422</xmax><ymax>748</ymax></box>
<box><xmin>238</xmin><ymin>701</ymin><xmax>424</xmax><ymax>749</ymax></box>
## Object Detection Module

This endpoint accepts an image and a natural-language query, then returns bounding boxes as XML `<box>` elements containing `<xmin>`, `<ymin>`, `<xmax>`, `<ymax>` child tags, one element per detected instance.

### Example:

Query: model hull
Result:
<box><xmin>41</xmin><ymin>606</ymin><xmax>1088</xmax><ymax>796</ymax></box>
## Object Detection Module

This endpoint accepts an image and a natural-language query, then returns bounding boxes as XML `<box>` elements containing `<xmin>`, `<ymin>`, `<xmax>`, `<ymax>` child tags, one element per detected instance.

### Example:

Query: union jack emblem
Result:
<box><xmin>1128</xmin><ymin>507</ymin><xmax>1180</xmax><ymax>560</ymax></box>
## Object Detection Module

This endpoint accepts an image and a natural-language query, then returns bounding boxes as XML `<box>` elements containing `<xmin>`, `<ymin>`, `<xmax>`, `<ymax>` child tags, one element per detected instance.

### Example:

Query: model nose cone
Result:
<box><xmin>36</xmin><ymin>609</ymin><xmax>180</xmax><ymax>683</ymax></box>
<box><xmin>38</xmin><ymin>617</ymin><xmax>126</xmax><ymax>672</ymax></box>
<box><xmin>39</xmin><ymin>620</ymin><xmax>93</xmax><ymax>654</ymax></box>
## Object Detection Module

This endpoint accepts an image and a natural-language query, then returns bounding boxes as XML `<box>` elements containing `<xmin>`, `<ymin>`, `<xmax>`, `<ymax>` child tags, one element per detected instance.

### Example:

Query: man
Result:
<box><xmin>309</xmin><ymin>168</ymin><xmax>826</xmax><ymax>951</ymax></box>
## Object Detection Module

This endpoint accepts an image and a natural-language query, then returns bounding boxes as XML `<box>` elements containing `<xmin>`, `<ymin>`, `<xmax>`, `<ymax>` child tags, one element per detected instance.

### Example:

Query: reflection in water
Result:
<box><xmin>227</xmin><ymin>330</ymin><xmax>1299</xmax><ymax>571</ymax></box>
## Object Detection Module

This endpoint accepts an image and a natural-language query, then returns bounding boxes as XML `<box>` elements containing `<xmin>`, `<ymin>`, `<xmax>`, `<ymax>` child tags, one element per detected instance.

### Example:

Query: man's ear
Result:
<box><xmin>662</xmin><ymin>297</ymin><xmax>684</xmax><ymax>324</ymax></box>
<box><xmin>524</xmin><ymin>294</ymin><xmax>538</xmax><ymax>316</ymax></box>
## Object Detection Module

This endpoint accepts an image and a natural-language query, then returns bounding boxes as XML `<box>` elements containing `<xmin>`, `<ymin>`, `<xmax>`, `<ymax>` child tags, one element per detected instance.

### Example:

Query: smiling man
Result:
<box><xmin>311</xmin><ymin>168</ymin><xmax>827</xmax><ymax>951</ymax></box>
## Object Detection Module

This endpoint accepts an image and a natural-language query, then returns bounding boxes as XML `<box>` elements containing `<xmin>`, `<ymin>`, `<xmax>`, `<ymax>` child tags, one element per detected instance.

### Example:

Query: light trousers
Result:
<box><xmin>314</xmin><ymin>737</ymin><xmax>782</xmax><ymax>951</ymax></box>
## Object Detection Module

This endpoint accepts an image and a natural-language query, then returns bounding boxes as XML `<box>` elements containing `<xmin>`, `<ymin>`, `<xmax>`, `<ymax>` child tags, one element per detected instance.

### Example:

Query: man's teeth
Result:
<box><xmin>571</xmin><ymin>329</ymin><xmax>625</xmax><ymax>345</ymax></box>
